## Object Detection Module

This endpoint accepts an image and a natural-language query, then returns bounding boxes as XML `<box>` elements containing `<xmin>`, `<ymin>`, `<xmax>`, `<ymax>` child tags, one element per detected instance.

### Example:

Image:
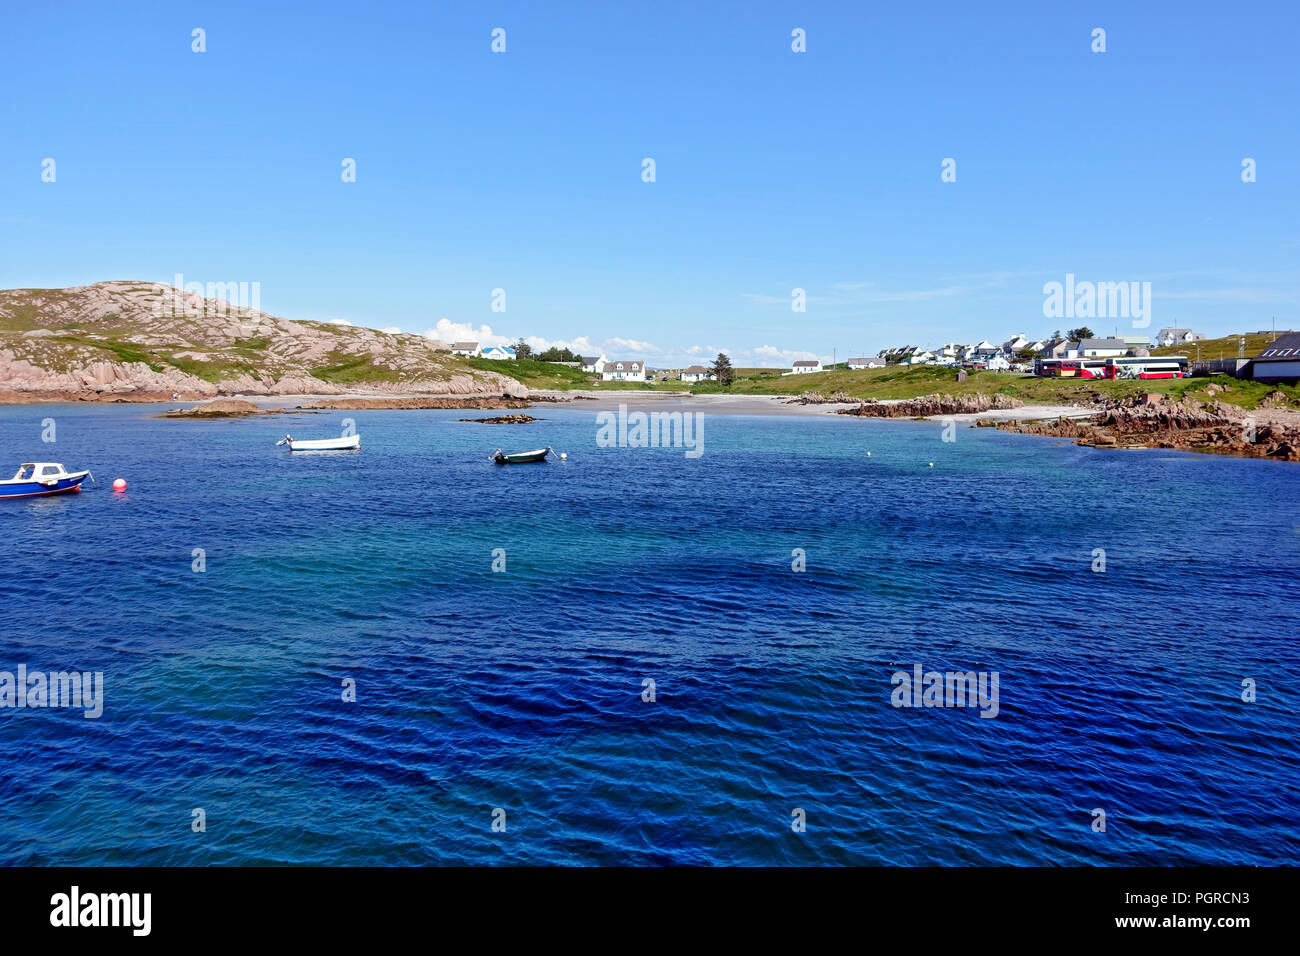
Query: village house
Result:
<box><xmin>580</xmin><ymin>354</ymin><xmax>606</xmax><ymax>373</ymax></box>
<box><xmin>847</xmin><ymin>356</ymin><xmax>886</xmax><ymax>370</ymax></box>
<box><xmin>1038</xmin><ymin>338</ymin><xmax>1073</xmax><ymax>358</ymax></box>
<box><xmin>1001</xmin><ymin>333</ymin><xmax>1030</xmax><ymax>355</ymax></box>
<box><xmin>790</xmin><ymin>359</ymin><xmax>823</xmax><ymax>374</ymax></box>
<box><xmin>1246</xmin><ymin>332</ymin><xmax>1300</xmax><ymax>383</ymax></box>
<box><xmin>1079</xmin><ymin>337</ymin><xmax>1128</xmax><ymax>357</ymax></box>
<box><xmin>679</xmin><ymin>364</ymin><xmax>715</xmax><ymax>382</ymax></box>
<box><xmin>1157</xmin><ymin>328</ymin><xmax>1204</xmax><ymax>347</ymax></box>
<box><xmin>480</xmin><ymin>345</ymin><xmax>517</xmax><ymax>360</ymax></box>
<box><xmin>984</xmin><ymin>353</ymin><xmax>1011</xmax><ymax>371</ymax></box>
<box><xmin>450</xmin><ymin>341</ymin><xmax>479</xmax><ymax>357</ymax></box>
<box><xmin>601</xmin><ymin>360</ymin><xmax>646</xmax><ymax>382</ymax></box>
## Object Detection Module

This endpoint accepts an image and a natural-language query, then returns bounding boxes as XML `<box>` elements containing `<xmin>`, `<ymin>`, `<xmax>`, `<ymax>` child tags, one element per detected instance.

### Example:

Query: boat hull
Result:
<box><xmin>0</xmin><ymin>473</ymin><xmax>89</xmax><ymax>499</ymax></box>
<box><xmin>287</xmin><ymin>436</ymin><xmax>361</xmax><ymax>451</ymax></box>
<box><xmin>494</xmin><ymin>448</ymin><xmax>549</xmax><ymax>464</ymax></box>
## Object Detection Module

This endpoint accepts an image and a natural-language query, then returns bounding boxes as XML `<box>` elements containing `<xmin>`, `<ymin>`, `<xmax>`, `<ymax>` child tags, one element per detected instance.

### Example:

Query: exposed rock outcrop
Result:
<box><xmin>838</xmin><ymin>392</ymin><xmax>1024</xmax><ymax>418</ymax></box>
<box><xmin>0</xmin><ymin>281</ymin><xmax>532</xmax><ymax>400</ymax></box>
<box><xmin>459</xmin><ymin>414</ymin><xmax>537</xmax><ymax>424</ymax></box>
<box><xmin>296</xmin><ymin>396</ymin><xmax>533</xmax><ymax>410</ymax></box>
<box><xmin>998</xmin><ymin>394</ymin><xmax>1300</xmax><ymax>461</ymax></box>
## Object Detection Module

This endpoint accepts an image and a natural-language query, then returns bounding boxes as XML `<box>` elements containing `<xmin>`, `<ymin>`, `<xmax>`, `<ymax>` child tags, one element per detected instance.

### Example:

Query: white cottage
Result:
<box><xmin>602</xmin><ymin>360</ymin><xmax>646</xmax><ymax>382</ymax></box>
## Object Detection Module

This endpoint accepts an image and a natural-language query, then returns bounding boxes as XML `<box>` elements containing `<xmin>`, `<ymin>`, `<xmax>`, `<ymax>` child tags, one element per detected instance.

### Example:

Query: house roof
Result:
<box><xmin>1080</xmin><ymin>338</ymin><xmax>1127</xmax><ymax>349</ymax></box>
<box><xmin>451</xmin><ymin>341</ymin><xmax>478</xmax><ymax>350</ymax></box>
<box><xmin>846</xmin><ymin>357</ymin><xmax>879</xmax><ymax>364</ymax></box>
<box><xmin>1252</xmin><ymin>332</ymin><xmax>1300</xmax><ymax>362</ymax></box>
<box><xmin>580</xmin><ymin>355</ymin><xmax>602</xmax><ymax>364</ymax></box>
<box><xmin>682</xmin><ymin>365</ymin><xmax>710</xmax><ymax>374</ymax></box>
<box><xmin>605</xmin><ymin>360</ymin><xmax>642</xmax><ymax>370</ymax></box>
<box><xmin>792</xmin><ymin>360</ymin><xmax>820</xmax><ymax>367</ymax></box>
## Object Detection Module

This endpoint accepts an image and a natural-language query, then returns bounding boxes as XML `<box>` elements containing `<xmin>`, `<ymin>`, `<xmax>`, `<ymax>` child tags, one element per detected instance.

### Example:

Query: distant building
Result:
<box><xmin>984</xmin><ymin>353</ymin><xmax>1011</xmax><ymax>371</ymax></box>
<box><xmin>580</xmin><ymin>354</ymin><xmax>606</xmax><ymax>373</ymax></box>
<box><xmin>451</xmin><ymin>341</ymin><xmax>479</xmax><ymax>356</ymax></box>
<box><xmin>480</xmin><ymin>345</ymin><xmax>517</xmax><ymax>360</ymax></box>
<box><xmin>679</xmin><ymin>364</ymin><xmax>715</xmax><ymax>382</ymax></box>
<box><xmin>1001</xmin><ymin>333</ymin><xmax>1029</xmax><ymax>354</ymax></box>
<box><xmin>1078</xmin><ymin>338</ymin><xmax>1127</xmax><ymax>357</ymax></box>
<box><xmin>602</xmin><ymin>360</ymin><xmax>646</xmax><ymax>382</ymax></box>
<box><xmin>1157</xmin><ymin>328</ymin><xmax>1204</xmax><ymax>347</ymax></box>
<box><xmin>1246</xmin><ymin>332</ymin><xmax>1300</xmax><ymax>383</ymax></box>
<box><xmin>846</xmin><ymin>356</ymin><xmax>885</xmax><ymax>369</ymax></box>
<box><xmin>790</xmin><ymin>360</ymin><xmax>822</xmax><ymax>374</ymax></box>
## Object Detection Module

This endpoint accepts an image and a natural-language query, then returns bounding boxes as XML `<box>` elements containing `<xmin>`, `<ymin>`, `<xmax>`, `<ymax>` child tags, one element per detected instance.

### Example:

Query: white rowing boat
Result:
<box><xmin>276</xmin><ymin>434</ymin><xmax>361</xmax><ymax>451</ymax></box>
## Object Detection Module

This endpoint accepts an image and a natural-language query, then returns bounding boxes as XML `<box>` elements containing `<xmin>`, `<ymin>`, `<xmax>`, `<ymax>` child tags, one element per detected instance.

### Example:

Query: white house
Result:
<box><xmin>450</xmin><ymin>341</ymin><xmax>479</xmax><ymax>357</ymax></box>
<box><xmin>790</xmin><ymin>359</ymin><xmax>822</xmax><ymax>374</ymax></box>
<box><xmin>846</xmin><ymin>356</ymin><xmax>885</xmax><ymax>370</ymax></box>
<box><xmin>984</xmin><ymin>353</ymin><xmax>1012</xmax><ymax>371</ymax></box>
<box><xmin>480</xmin><ymin>345</ymin><xmax>517</xmax><ymax>361</ymax></box>
<box><xmin>1079</xmin><ymin>337</ymin><xmax>1128</xmax><ymax>357</ymax></box>
<box><xmin>1001</xmin><ymin>333</ymin><xmax>1030</xmax><ymax>354</ymax></box>
<box><xmin>679</xmin><ymin>364</ymin><xmax>715</xmax><ymax>382</ymax></box>
<box><xmin>904</xmin><ymin>351</ymin><xmax>936</xmax><ymax>365</ymax></box>
<box><xmin>580</xmin><ymin>354</ymin><xmax>606</xmax><ymax>373</ymax></box>
<box><xmin>1157</xmin><ymin>328</ymin><xmax>1204</xmax><ymax>347</ymax></box>
<box><xmin>602</xmin><ymin>360</ymin><xmax>646</xmax><ymax>382</ymax></box>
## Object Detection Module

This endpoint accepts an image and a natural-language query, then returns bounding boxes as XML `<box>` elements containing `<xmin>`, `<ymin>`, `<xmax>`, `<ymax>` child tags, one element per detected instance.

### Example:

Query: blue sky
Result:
<box><xmin>2</xmin><ymin>1</ymin><xmax>1297</xmax><ymax>366</ymax></box>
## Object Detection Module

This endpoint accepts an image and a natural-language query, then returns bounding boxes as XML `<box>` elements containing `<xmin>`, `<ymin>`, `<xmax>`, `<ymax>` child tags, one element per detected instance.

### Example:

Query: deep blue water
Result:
<box><xmin>0</xmin><ymin>400</ymin><xmax>1297</xmax><ymax>866</ymax></box>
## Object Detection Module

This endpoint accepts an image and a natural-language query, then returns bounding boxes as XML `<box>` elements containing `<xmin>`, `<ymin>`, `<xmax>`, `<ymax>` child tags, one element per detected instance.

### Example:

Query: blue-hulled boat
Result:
<box><xmin>0</xmin><ymin>462</ymin><xmax>95</xmax><ymax>499</ymax></box>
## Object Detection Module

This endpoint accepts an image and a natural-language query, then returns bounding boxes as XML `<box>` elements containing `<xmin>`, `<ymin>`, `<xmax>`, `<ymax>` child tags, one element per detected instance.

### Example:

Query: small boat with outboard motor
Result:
<box><xmin>491</xmin><ymin>446</ymin><xmax>556</xmax><ymax>465</ymax></box>
<box><xmin>276</xmin><ymin>434</ymin><xmax>361</xmax><ymax>451</ymax></box>
<box><xmin>0</xmin><ymin>462</ymin><xmax>96</xmax><ymax>499</ymax></box>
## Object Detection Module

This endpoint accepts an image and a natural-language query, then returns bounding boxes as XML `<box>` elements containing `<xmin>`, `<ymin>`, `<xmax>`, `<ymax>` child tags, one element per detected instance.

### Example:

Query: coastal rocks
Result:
<box><xmin>0</xmin><ymin>281</ymin><xmax>536</xmax><ymax>401</ymax></box>
<box><xmin>296</xmin><ymin>395</ymin><xmax>533</xmax><ymax>410</ymax></box>
<box><xmin>838</xmin><ymin>392</ymin><xmax>1024</xmax><ymax>418</ymax></box>
<box><xmin>459</xmin><ymin>414</ymin><xmax>537</xmax><ymax>424</ymax></box>
<box><xmin>787</xmin><ymin>390</ymin><xmax>855</xmax><ymax>405</ymax></box>
<box><xmin>162</xmin><ymin>399</ymin><xmax>269</xmax><ymax>417</ymax></box>
<box><xmin>997</xmin><ymin>394</ymin><xmax>1300</xmax><ymax>461</ymax></box>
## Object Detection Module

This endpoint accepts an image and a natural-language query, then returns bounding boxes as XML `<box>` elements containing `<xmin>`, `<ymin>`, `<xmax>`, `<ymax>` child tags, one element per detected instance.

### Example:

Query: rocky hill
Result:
<box><xmin>0</xmin><ymin>281</ymin><xmax>527</xmax><ymax>400</ymax></box>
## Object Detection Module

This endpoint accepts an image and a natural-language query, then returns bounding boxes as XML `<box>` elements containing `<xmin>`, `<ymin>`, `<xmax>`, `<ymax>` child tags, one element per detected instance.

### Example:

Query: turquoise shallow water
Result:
<box><xmin>0</xmin><ymin>400</ymin><xmax>1297</xmax><ymax>865</ymax></box>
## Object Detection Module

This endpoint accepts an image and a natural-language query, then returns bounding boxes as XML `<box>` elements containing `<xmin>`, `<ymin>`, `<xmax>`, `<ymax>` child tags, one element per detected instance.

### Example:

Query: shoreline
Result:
<box><xmin>7</xmin><ymin>389</ymin><xmax>1298</xmax><ymax>462</ymax></box>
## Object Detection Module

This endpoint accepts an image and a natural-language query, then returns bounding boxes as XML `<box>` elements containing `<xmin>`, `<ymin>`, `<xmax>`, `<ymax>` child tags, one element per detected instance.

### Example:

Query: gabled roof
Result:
<box><xmin>1080</xmin><ymin>337</ymin><xmax>1127</xmax><ymax>349</ymax></box>
<box><xmin>451</xmin><ymin>341</ymin><xmax>478</xmax><ymax>350</ymax></box>
<box><xmin>792</xmin><ymin>359</ymin><xmax>820</xmax><ymax>367</ymax></box>
<box><xmin>682</xmin><ymin>365</ymin><xmax>710</xmax><ymax>374</ymax></box>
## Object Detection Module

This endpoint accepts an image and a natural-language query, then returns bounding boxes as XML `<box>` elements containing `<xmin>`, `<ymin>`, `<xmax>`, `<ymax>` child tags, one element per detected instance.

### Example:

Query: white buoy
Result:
<box><xmin>866</xmin><ymin>451</ymin><xmax>871</xmax><ymax>457</ymax></box>
<box><xmin>560</xmin><ymin>452</ymin><xmax>567</xmax><ymax>460</ymax></box>
<box><xmin>928</xmin><ymin>462</ymin><xmax>934</xmax><ymax>468</ymax></box>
